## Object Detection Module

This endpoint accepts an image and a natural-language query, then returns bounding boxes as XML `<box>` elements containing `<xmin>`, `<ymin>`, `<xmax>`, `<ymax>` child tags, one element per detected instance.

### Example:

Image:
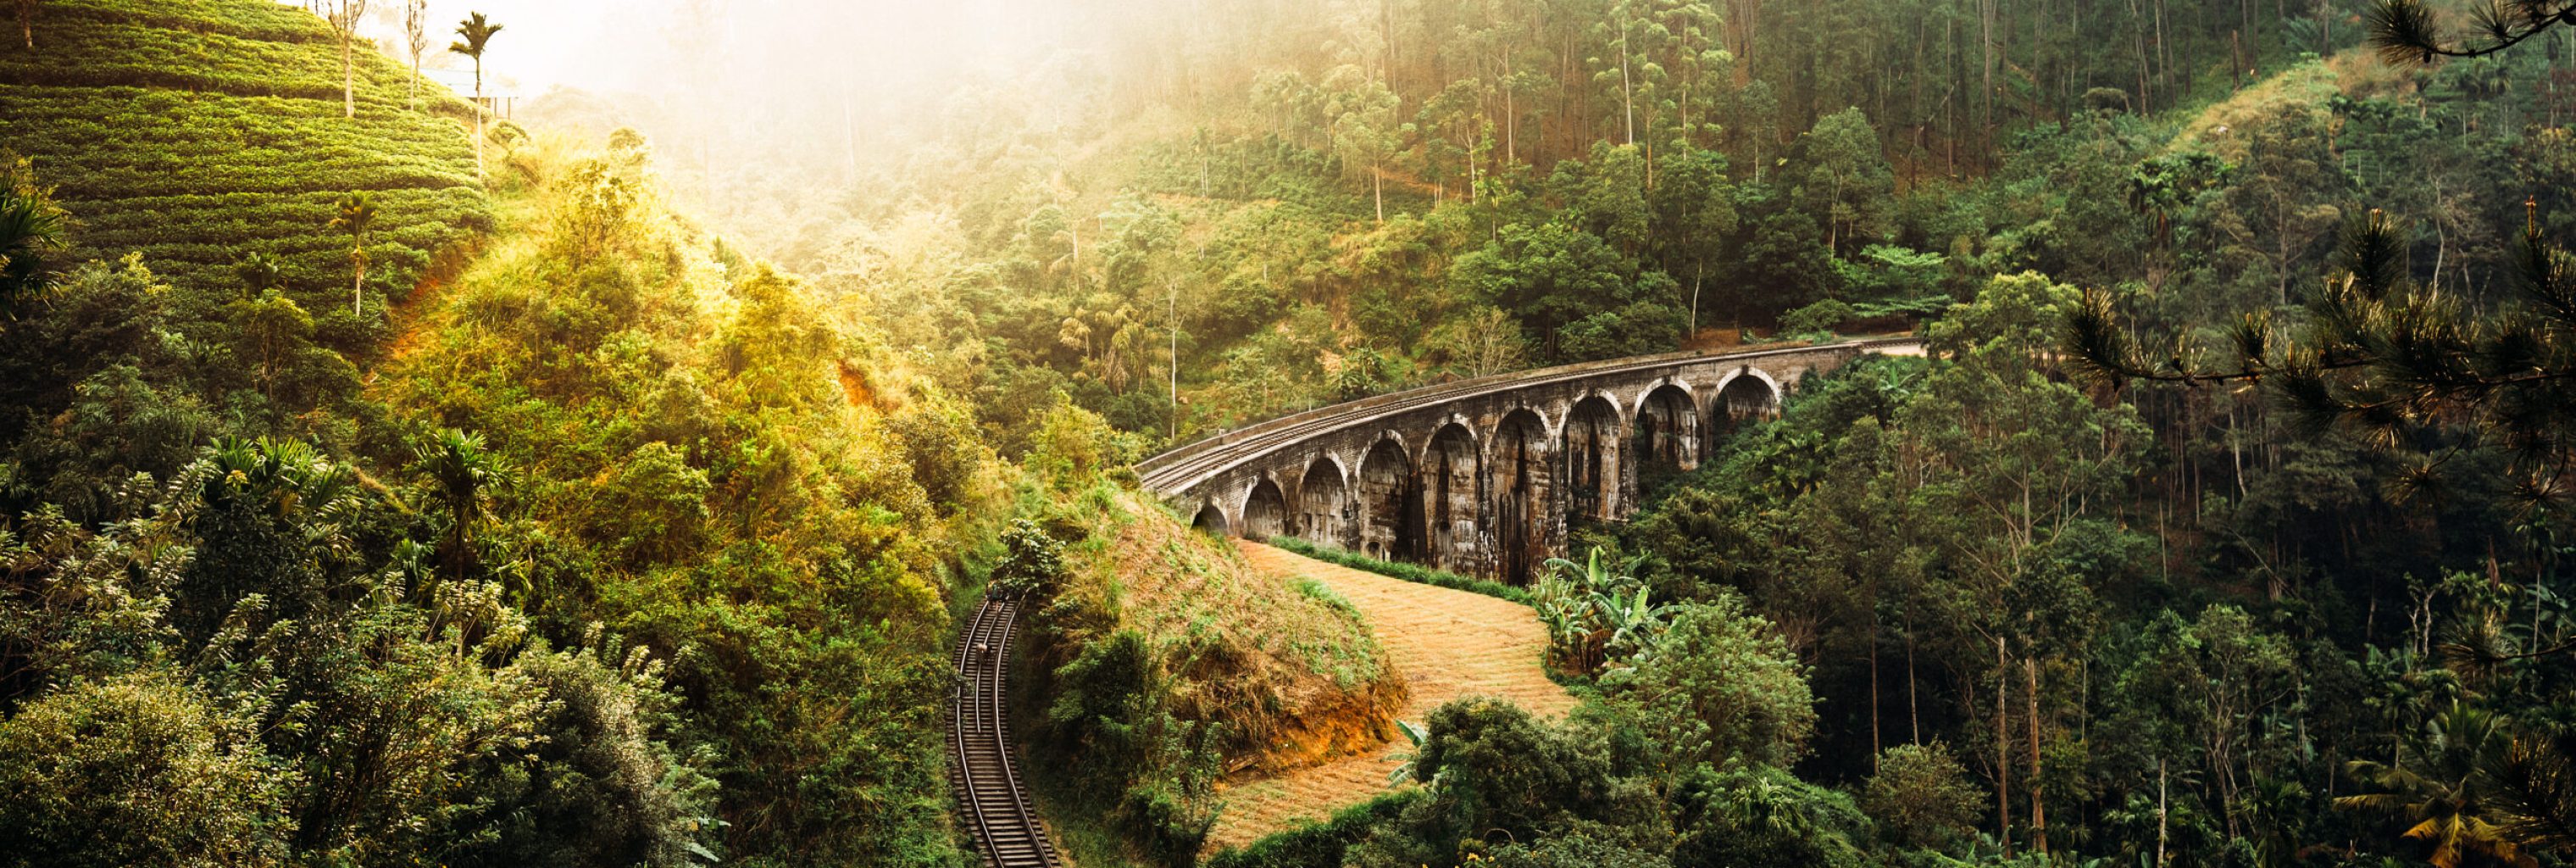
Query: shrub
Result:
<box><xmin>1041</xmin><ymin>629</ymin><xmax>1223</xmax><ymax>867</ymax></box>
<box><xmin>1670</xmin><ymin>764</ymin><xmax>1873</xmax><ymax>868</ymax></box>
<box><xmin>990</xmin><ymin>518</ymin><xmax>1066</xmax><ymax>599</ymax></box>
<box><xmin>1779</xmin><ymin>298</ymin><xmax>1857</xmax><ymax>337</ymax></box>
<box><xmin>443</xmin><ymin>642</ymin><xmax>719</xmax><ymax>868</ymax></box>
<box><xmin>0</xmin><ymin>673</ymin><xmax>295</xmax><ymax>867</ymax></box>
<box><xmin>1202</xmin><ymin>790</ymin><xmax>1425</xmax><ymax>868</ymax></box>
<box><xmin>1598</xmin><ymin>598</ymin><xmax>1816</xmax><ymax>768</ymax></box>
<box><xmin>1860</xmin><ymin>742</ymin><xmax>1985</xmax><ymax>850</ymax></box>
<box><xmin>1269</xmin><ymin>537</ymin><xmax>1530</xmax><ymax>604</ymax></box>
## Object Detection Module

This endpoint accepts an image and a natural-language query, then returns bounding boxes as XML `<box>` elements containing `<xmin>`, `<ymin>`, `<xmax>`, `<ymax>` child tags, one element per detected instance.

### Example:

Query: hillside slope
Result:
<box><xmin>0</xmin><ymin>0</ymin><xmax>489</xmax><ymax>331</ymax></box>
<box><xmin>1205</xmin><ymin>541</ymin><xmax>1574</xmax><ymax>855</ymax></box>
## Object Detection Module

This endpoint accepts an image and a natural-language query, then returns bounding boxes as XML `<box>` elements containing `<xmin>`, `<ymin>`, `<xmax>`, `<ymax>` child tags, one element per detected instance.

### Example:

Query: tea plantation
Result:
<box><xmin>0</xmin><ymin>0</ymin><xmax>489</xmax><ymax>341</ymax></box>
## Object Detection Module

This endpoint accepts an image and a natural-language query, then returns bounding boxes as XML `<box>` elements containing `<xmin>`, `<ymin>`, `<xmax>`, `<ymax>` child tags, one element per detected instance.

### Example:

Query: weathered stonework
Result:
<box><xmin>1136</xmin><ymin>338</ymin><xmax>1924</xmax><ymax>583</ymax></box>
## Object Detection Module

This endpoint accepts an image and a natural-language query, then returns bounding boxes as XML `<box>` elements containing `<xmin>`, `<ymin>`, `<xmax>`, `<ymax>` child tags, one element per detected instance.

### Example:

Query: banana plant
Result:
<box><xmin>1385</xmin><ymin>719</ymin><xmax>1433</xmax><ymax>787</ymax></box>
<box><xmin>1538</xmin><ymin>548</ymin><xmax>1674</xmax><ymax>673</ymax></box>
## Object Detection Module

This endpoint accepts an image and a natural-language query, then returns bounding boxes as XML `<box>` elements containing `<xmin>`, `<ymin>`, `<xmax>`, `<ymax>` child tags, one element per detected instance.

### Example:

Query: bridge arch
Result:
<box><xmin>1297</xmin><ymin>454</ymin><xmax>1353</xmax><ymax>547</ymax></box>
<box><xmin>1563</xmin><ymin>392</ymin><xmax>1624</xmax><ymax>524</ymax></box>
<box><xmin>1421</xmin><ymin>421</ymin><xmax>1482</xmax><ymax>573</ymax></box>
<box><xmin>1713</xmin><ymin>367</ymin><xmax>1782</xmax><ymax>433</ymax></box>
<box><xmin>1241</xmin><ymin>476</ymin><xmax>1289</xmax><ymax>540</ymax></box>
<box><xmin>1191</xmin><ymin>502</ymin><xmax>1230</xmax><ymax>536</ymax></box>
<box><xmin>1355</xmin><ymin>434</ymin><xmax>1421</xmax><ymax>561</ymax></box>
<box><xmin>1490</xmin><ymin>407</ymin><xmax>1553</xmax><ymax>585</ymax></box>
<box><xmin>1632</xmin><ymin>380</ymin><xmax>1700</xmax><ymax>478</ymax></box>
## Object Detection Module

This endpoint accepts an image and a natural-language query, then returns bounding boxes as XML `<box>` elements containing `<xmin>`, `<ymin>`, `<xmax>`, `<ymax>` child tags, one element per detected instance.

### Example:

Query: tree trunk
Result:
<box><xmin>473</xmin><ymin>65</ymin><xmax>486</xmax><ymax>184</ymax></box>
<box><xmin>1689</xmin><ymin>263</ymin><xmax>1702</xmax><ymax>337</ymax></box>
<box><xmin>2025</xmin><ymin>655</ymin><xmax>2048</xmax><ymax>855</ymax></box>
<box><xmin>1372</xmin><ymin>168</ymin><xmax>1385</xmax><ymax>225</ymax></box>
<box><xmin>2157</xmin><ymin>757</ymin><xmax>2169</xmax><ymax>866</ymax></box>
<box><xmin>341</xmin><ymin>36</ymin><xmax>356</xmax><ymax>119</ymax></box>
<box><xmin>1907</xmin><ymin>614</ymin><xmax>1920</xmax><ymax>743</ymax></box>
<box><xmin>1869</xmin><ymin>618</ymin><xmax>1883</xmax><ymax>772</ymax></box>
<box><xmin>1996</xmin><ymin>637</ymin><xmax>2013</xmax><ymax>856</ymax></box>
<box><xmin>1618</xmin><ymin>10</ymin><xmax>1636</xmax><ymax>146</ymax></box>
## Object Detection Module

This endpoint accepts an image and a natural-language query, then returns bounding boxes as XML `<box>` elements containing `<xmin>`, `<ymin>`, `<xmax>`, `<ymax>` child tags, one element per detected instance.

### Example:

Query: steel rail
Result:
<box><xmin>948</xmin><ymin>598</ymin><xmax>1062</xmax><ymax>868</ymax></box>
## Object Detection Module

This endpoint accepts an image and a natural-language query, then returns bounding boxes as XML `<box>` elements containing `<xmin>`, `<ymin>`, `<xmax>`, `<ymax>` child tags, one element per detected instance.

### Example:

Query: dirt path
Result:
<box><xmin>1204</xmin><ymin>542</ymin><xmax>1578</xmax><ymax>855</ymax></box>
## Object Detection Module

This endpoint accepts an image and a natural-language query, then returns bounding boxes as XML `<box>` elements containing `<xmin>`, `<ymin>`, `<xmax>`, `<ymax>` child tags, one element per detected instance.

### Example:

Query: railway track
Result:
<box><xmin>948</xmin><ymin>597</ymin><xmax>1063</xmax><ymax>868</ymax></box>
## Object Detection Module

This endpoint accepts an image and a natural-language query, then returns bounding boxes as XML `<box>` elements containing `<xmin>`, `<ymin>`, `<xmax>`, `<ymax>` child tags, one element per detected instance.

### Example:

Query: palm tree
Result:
<box><xmin>2336</xmin><ymin>703</ymin><xmax>2538</xmax><ymax>868</ymax></box>
<box><xmin>329</xmin><ymin>192</ymin><xmax>375</xmax><ymax>314</ymax></box>
<box><xmin>450</xmin><ymin>12</ymin><xmax>502</xmax><ymax>182</ymax></box>
<box><xmin>0</xmin><ymin>158</ymin><xmax>65</xmax><ymax>318</ymax></box>
<box><xmin>2490</xmin><ymin>732</ymin><xmax>2576</xmax><ymax>857</ymax></box>
<box><xmin>411</xmin><ymin>428</ymin><xmax>502</xmax><ymax>582</ymax></box>
<box><xmin>233</xmin><ymin>251</ymin><xmax>281</xmax><ymax>298</ymax></box>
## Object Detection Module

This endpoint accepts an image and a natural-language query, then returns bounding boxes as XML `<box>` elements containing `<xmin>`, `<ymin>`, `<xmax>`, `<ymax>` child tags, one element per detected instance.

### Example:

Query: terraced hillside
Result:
<box><xmin>0</xmin><ymin>0</ymin><xmax>489</xmax><ymax>334</ymax></box>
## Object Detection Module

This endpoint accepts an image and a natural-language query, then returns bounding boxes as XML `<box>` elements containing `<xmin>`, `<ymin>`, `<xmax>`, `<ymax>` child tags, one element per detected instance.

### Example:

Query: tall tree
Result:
<box><xmin>330</xmin><ymin>192</ymin><xmax>375</xmax><ymax>315</ymax></box>
<box><xmin>451</xmin><ymin>12</ymin><xmax>502</xmax><ymax>182</ymax></box>
<box><xmin>402</xmin><ymin>0</ymin><xmax>429</xmax><ymax>110</ymax></box>
<box><xmin>325</xmin><ymin>0</ymin><xmax>369</xmax><ymax>120</ymax></box>
<box><xmin>13</xmin><ymin>0</ymin><xmax>33</xmax><ymax>50</ymax></box>
<box><xmin>1326</xmin><ymin>65</ymin><xmax>1410</xmax><ymax>225</ymax></box>
<box><xmin>1795</xmin><ymin>108</ymin><xmax>1896</xmax><ymax>255</ymax></box>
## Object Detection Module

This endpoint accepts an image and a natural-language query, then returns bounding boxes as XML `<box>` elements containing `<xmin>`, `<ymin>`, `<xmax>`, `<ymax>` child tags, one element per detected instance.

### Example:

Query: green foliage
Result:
<box><xmin>1027</xmin><ymin>393</ymin><xmax>1146</xmax><ymax>489</ymax></box>
<box><xmin>1863</xmin><ymin>743</ymin><xmax>1988</xmax><ymax>849</ymax></box>
<box><xmin>1601</xmin><ymin>597</ymin><xmax>1818</xmax><ymax>769</ymax></box>
<box><xmin>1202</xmin><ymin>789</ymin><xmax>1425</xmax><ymax>868</ymax></box>
<box><xmin>441</xmin><ymin>639</ymin><xmax>721</xmax><ymax>868</ymax></box>
<box><xmin>1485</xmin><ymin>835</ymin><xmax>1674</xmax><ymax>868</ymax></box>
<box><xmin>1533</xmin><ymin>548</ymin><xmax>1677</xmax><ymax>674</ymax></box>
<box><xmin>0</xmin><ymin>673</ymin><xmax>293</xmax><ymax>867</ymax></box>
<box><xmin>1406</xmin><ymin>698</ymin><xmax>1624</xmax><ymax>850</ymax></box>
<box><xmin>0</xmin><ymin>154</ymin><xmax>68</xmax><ymax>315</ymax></box>
<box><xmin>1670</xmin><ymin>764</ymin><xmax>1874</xmax><ymax>868</ymax></box>
<box><xmin>990</xmin><ymin>517</ymin><xmax>1065</xmax><ymax>599</ymax></box>
<box><xmin>1452</xmin><ymin>220</ymin><xmax>1683</xmax><ymax>364</ymax></box>
<box><xmin>1779</xmin><ymin>298</ymin><xmax>1857</xmax><ymax>338</ymax></box>
<box><xmin>1041</xmin><ymin>629</ymin><xmax>1223</xmax><ymax>866</ymax></box>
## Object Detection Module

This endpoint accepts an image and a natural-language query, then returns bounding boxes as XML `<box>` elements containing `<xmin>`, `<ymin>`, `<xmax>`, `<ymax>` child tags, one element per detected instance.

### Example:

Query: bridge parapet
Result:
<box><xmin>1136</xmin><ymin>337</ymin><xmax>1924</xmax><ymax>583</ymax></box>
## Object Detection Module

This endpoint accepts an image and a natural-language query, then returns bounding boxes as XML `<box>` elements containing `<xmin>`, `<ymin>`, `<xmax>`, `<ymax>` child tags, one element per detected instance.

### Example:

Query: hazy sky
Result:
<box><xmin>380</xmin><ymin>0</ymin><xmax>675</xmax><ymax>95</ymax></box>
<box><xmin>375</xmin><ymin>0</ymin><xmax>1046</xmax><ymax>100</ymax></box>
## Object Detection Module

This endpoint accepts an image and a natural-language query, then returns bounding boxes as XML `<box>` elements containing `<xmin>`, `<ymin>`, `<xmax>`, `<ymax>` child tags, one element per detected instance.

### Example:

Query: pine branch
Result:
<box><xmin>2368</xmin><ymin>0</ymin><xmax>2576</xmax><ymax>65</ymax></box>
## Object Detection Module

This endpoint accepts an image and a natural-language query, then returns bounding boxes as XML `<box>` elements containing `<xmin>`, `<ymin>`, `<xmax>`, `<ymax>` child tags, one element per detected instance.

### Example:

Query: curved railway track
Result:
<box><xmin>948</xmin><ymin>597</ymin><xmax>1062</xmax><ymax>868</ymax></box>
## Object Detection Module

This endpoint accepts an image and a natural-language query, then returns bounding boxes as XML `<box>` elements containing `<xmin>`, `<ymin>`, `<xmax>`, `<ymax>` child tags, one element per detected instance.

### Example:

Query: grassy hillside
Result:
<box><xmin>1007</xmin><ymin>474</ymin><xmax>1402</xmax><ymax>866</ymax></box>
<box><xmin>0</xmin><ymin>0</ymin><xmax>488</xmax><ymax>337</ymax></box>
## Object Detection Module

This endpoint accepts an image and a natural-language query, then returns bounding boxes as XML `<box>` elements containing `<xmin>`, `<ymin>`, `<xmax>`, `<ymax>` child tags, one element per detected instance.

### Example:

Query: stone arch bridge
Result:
<box><xmin>1135</xmin><ymin>338</ymin><xmax>1924</xmax><ymax>584</ymax></box>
